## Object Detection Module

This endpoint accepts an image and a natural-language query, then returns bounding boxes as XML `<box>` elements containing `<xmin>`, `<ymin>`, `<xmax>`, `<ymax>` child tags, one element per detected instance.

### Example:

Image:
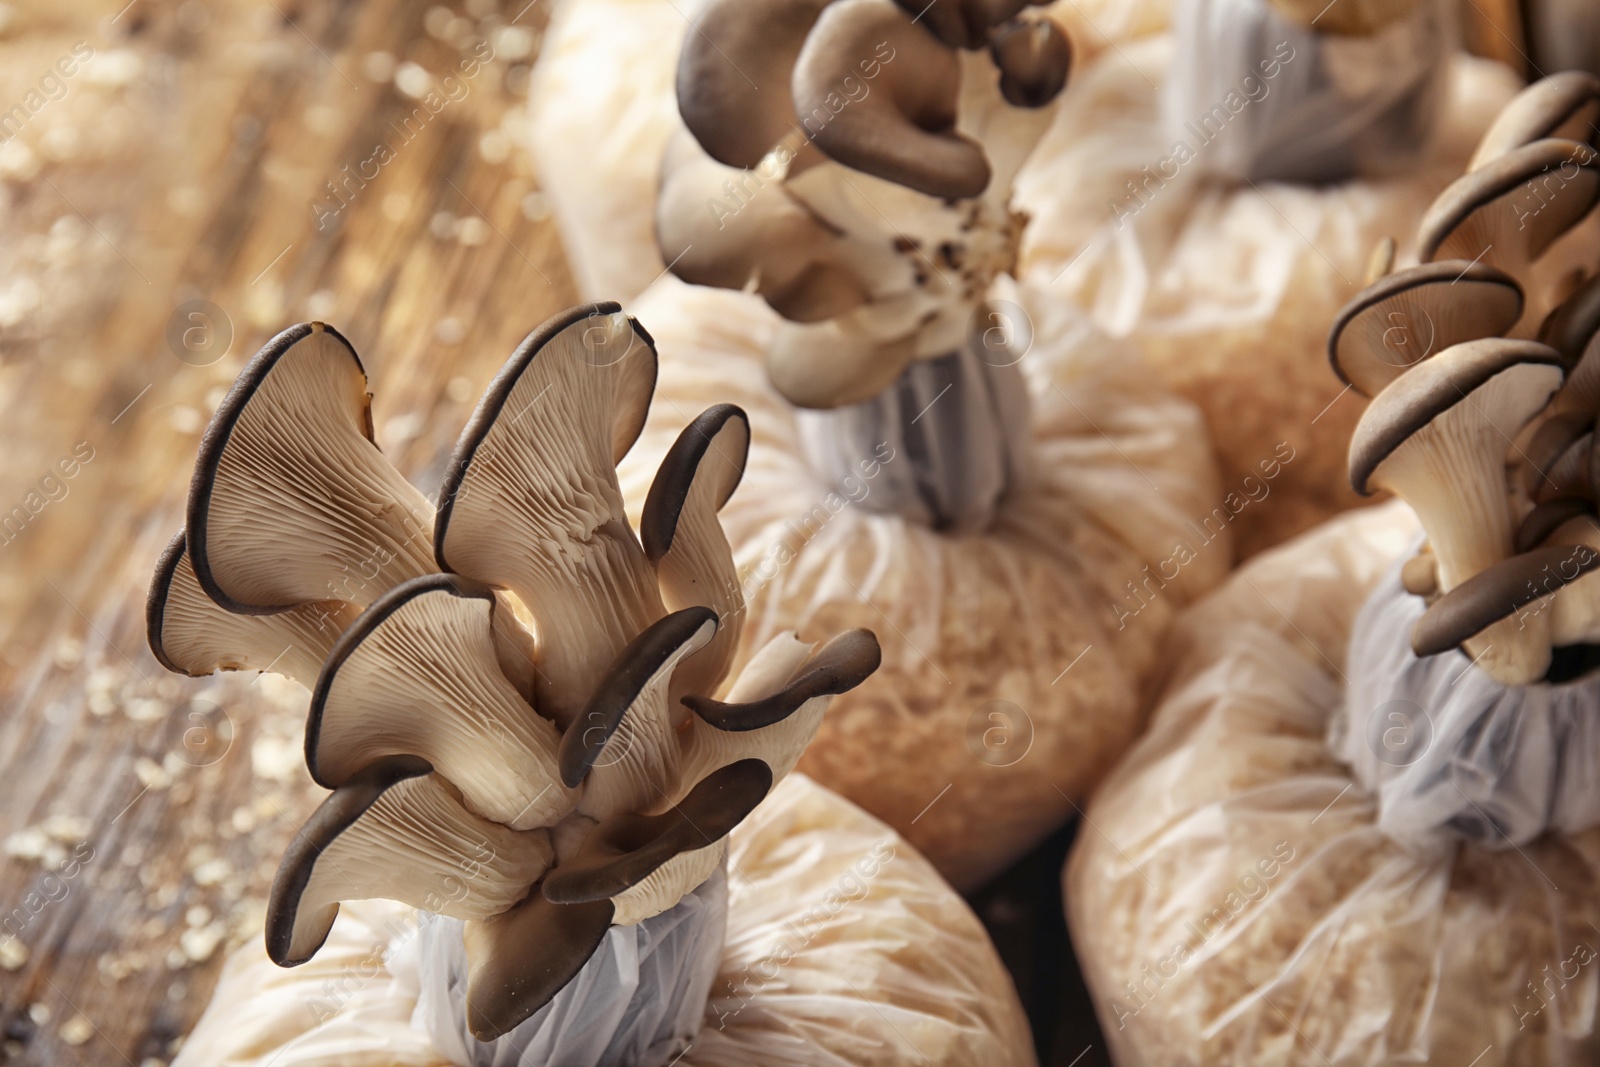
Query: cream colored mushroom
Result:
<box><xmin>1350</xmin><ymin>337</ymin><xmax>1566</xmax><ymax>683</ymax></box>
<box><xmin>266</xmin><ymin>757</ymin><xmax>553</xmax><ymax>967</ymax></box>
<box><xmin>146</xmin><ymin>530</ymin><xmax>358</xmax><ymax>689</ymax></box>
<box><xmin>305</xmin><ymin>575</ymin><xmax>574</xmax><ymax>830</ymax></box>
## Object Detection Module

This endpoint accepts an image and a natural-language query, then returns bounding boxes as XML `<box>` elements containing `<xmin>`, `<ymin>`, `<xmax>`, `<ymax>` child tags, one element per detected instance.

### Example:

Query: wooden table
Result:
<box><xmin>0</xmin><ymin>2</ymin><xmax>573</xmax><ymax>1062</ymax></box>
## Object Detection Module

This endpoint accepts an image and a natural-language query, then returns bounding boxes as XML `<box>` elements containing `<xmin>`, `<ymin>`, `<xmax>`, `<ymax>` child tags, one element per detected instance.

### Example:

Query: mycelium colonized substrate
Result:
<box><xmin>153</xmin><ymin>305</ymin><xmax>1037</xmax><ymax>1067</ymax></box>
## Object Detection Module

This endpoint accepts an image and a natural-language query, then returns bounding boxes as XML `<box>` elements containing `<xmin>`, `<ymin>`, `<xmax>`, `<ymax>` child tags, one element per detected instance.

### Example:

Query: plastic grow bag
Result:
<box><xmin>173</xmin><ymin>773</ymin><xmax>1037</xmax><ymax>1067</ymax></box>
<box><xmin>614</xmin><ymin>275</ymin><xmax>1228</xmax><ymax>890</ymax></box>
<box><xmin>1065</xmin><ymin>501</ymin><xmax>1600</xmax><ymax>1066</ymax></box>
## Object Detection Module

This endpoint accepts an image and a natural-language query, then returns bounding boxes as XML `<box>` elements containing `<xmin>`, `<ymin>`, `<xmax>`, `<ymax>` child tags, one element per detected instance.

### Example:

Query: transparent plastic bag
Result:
<box><xmin>173</xmin><ymin>774</ymin><xmax>1036</xmax><ymax>1067</ymax></box>
<box><xmin>1165</xmin><ymin>0</ymin><xmax>1454</xmax><ymax>183</ymax></box>
<box><xmin>1014</xmin><ymin>37</ymin><xmax>1524</xmax><ymax>554</ymax></box>
<box><xmin>614</xmin><ymin>275</ymin><xmax>1228</xmax><ymax>890</ymax></box>
<box><xmin>409</xmin><ymin>866</ymin><xmax>727</xmax><ymax>1067</ymax></box>
<box><xmin>1333</xmin><ymin>546</ymin><xmax>1600</xmax><ymax>848</ymax></box>
<box><xmin>1066</xmin><ymin>501</ymin><xmax>1600</xmax><ymax>1066</ymax></box>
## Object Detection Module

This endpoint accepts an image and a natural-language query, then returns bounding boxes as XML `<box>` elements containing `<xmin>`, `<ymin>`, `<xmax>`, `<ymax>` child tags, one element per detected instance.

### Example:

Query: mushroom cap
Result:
<box><xmin>146</xmin><ymin>530</ymin><xmax>356</xmax><ymax>688</ymax></box>
<box><xmin>558</xmin><ymin>606</ymin><xmax>717</xmax><ymax>801</ymax></box>
<box><xmin>1541</xmin><ymin>271</ymin><xmax>1600</xmax><ymax>367</ymax></box>
<box><xmin>266</xmin><ymin>756</ymin><xmax>553</xmax><ymax>966</ymax></box>
<box><xmin>463</xmin><ymin>893</ymin><xmax>616</xmax><ymax>1041</ymax></box>
<box><xmin>542</xmin><ymin>758</ymin><xmax>771</xmax><ymax>904</ymax></box>
<box><xmin>186</xmin><ymin>322</ymin><xmax>434</xmax><ymax>615</ymax></box>
<box><xmin>305</xmin><ymin>573</ymin><xmax>574</xmax><ymax>830</ymax></box>
<box><xmin>1470</xmin><ymin>71</ymin><xmax>1600</xmax><ymax>171</ymax></box>
<box><xmin>792</xmin><ymin>0</ymin><xmax>992</xmax><ymax>200</ymax></box>
<box><xmin>1349</xmin><ymin>337</ymin><xmax>1567</xmax><ymax>495</ymax></box>
<box><xmin>1417</xmin><ymin>138</ymin><xmax>1600</xmax><ymax>271</ymax></box>
<box><xmin>989</xmin><ymin>16</ymin><xmax>1071</xmax><ymax>109</ymax></box>
<box><xmin>435</xmin><ymin>303</ymin><xmax>663</xmax><ymax>725</ymax></box>
<box><xmin>1412</xmin><ymin>542</ymin><xmax>1600</xmax><ymax>656</ymax></box>
<box><xmin>676</xmin><ymin>0</ymin><xmax>832</xmax><ymax>169</ymax></box>
<box><xmin>1327</xmin><ymin>260</ymin><xmax>1524</xmax><ymax>396</ymax></box>
<box><xmin>640</xmin><ymin>404</ymin><xmax>752</xmax><ymax>697</ymax></box>
<box><xmin>1517</xmin><ymin>496</ymin><xmax>1596</xmax><ymax>553</ymax></box>
<box><xmin>893</xmin><ymin>0</ymin><xmax>1027</xmax><ymax>50</ymax></box>
<box><xmin>1521</xmin><ymin>411</ymin><xmax>1594</xmax><ymax>500</ymax></box>
<box><xmin>684</xmin><ymin>627</ymin><xmax>881</xmax><ymax>731</ymax></box>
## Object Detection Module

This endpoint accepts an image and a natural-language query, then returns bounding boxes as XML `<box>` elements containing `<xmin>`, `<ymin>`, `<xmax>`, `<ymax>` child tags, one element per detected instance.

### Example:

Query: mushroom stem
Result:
<box><xmin>793</xmin><ymin>316</ymin><xmax>1031</xmax><ymax>533</ymax></box>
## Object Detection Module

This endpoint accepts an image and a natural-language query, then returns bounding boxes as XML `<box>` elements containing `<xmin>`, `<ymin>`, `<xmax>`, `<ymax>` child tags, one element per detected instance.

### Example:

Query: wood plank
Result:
<box><xmin>0</xmin><ymin>2</ymin><xmax>574</xmax><ymax>1063</ymax></box>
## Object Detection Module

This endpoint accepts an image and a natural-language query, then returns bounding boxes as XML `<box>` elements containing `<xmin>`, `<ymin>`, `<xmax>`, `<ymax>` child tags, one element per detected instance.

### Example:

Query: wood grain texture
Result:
<box><xmin>0</xmin><ymin>1</ymin><xmax>574</xmax><ymax>1063</ymax></box>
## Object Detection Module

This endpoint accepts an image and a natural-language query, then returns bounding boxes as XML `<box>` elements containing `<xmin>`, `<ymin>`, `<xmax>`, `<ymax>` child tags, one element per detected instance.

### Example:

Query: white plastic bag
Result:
<box><xmin>174</xmin><ymin>774</ymin><xmax>1037</xmax><ymax>1067</ymax></box>
<box><xmin>410</xmin><ymin>866</ymin><xmax>727</xmax><ymax>1067</ymax></box>
<box><xmin>615</xmin><ymin>275</ymin><xmax>1228</xmax><ymax>889</ymax></box>
<box><xmin>1164</xmin><ymin>0</ymin><xmax>1454</xmax><ymax>183</ymax></box>
<box><xmin>1067</xmin><ymin>502</ymin><xmax>1600</xmax><ymax>1066</ymax></box>
<box><xmin>1333</xmin><ymin>543</ymin><xmax>1600</xmax><ymax>848</ymax></box>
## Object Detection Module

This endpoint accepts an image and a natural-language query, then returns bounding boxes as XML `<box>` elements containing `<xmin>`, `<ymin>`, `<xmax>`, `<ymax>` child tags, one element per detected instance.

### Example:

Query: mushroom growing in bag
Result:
<box><xmin>520</xmin><ymin>0</ymin><xmax>1226</xmax><ymax>887</ymax></box>
<box><xmin>1066</xmin><ymin>89</ymin><xmax>1600</xmax><ymax>1058</ymax></box>
<box><xmin>150</xmin><ymin>304</ymin><xmax>899</xmax><ymax>1051</ymax></box>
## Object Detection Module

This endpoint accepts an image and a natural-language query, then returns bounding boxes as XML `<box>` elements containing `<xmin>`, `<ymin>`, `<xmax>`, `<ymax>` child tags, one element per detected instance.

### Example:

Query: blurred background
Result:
<box><xmin>0</xmin><ymin>1</ymin><xmax>1582</xmax><ymax>1065</ymax></box>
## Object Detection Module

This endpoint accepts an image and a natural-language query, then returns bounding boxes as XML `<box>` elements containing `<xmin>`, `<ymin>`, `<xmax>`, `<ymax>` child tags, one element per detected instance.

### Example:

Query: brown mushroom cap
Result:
<box><xmin>1540</xmin><ymin>272</ymin><xmax>1600</xmax><ymax>414</ymax></box>
<box><xmin>1521</xmin><ymin>411</ymin><xmax>1594</xmax><ymax>500</ymax></box>
<box><xmin>680</xmin><ymin>628</ymin><xmax>881</xmax><ymax>786</ymax></box>
<box><xmin>1327</xmin><ymin>260</ymin><xmax>1524</xmax><ymax>396</ymax></box>
<box><xmin>989</xmin><ymin>16</ymin><xmax>1071</xmax><ymax>109</ymax></box>
<box><xmin>266</xmin><ymin>757</ymin><xmax>553</xmax><ymax>967</ymax></box>
<box><xmin>1349</xmin><ymin>338</ymin><xmax>1567</xmax><ymax>496</ymax></box>
<box><xmin>894</xmin><ymin>0</ymin><xmax>1027</xmax><ymax>50</ymax></box>
<box><xmin>1417</xmin><ymin>138</ymin><xmax>1600</xmax><ymax>274</ymax></box>
<box><xmin>146</xmin><ymin>530</ymin><xmax>357</xmax><ymax>689</ymax></box>
<box><xmin>1412</xmin><ymin>542</ymin><xmax>1600</xmax><ymax>657</ymax></box>
<box><xmin>684</xmin><ymin>628</ymin><xmax>881</xmax><ymax>731</ymax></box>
<box><xmin>187</xmin><ymin>322</ymin><xmax>435</xmax><ymax>615</ymax></box>
<box><xmin>1470</xmin><ymin>71</ymin><xmax>1600</xmax><ymax>171</ymax></box>
<box><xmin>676</xmin><ymin>0</ymin><xmax>832</xmax><ymax>170</ymax></box>
<box><xmin>557</xmin><ymin>606</ymin><xmax>718</xmax><ymax>813</ymax></box>
<box><xmin>1517</xmin><ymin>496</ymin><xmax>1596</xmax><ymax>553</ymax></box>
<box><xmin>541</xmin><ymin>758</ymin><xmax>771</xmax><ymax>904</ymax></box>
<box><xmin>305</xmin><ymin>574</ymin><xmax>574</xmax><ymax>830</ymax></box>
<box><xmin>463</xmin><ymin>893</ymin><xmax>616</xmax><ymax>1041</ymax></box>
<box><xmin>640</xmin><ymin>404</ymin><xmax>751</xmax><ymax>697</ymax></box>
<box><xmin>792</xmin><ymin>0</ymin><xmax>991</xmax><ymax>199</ymax></box>
<box><xmin>435</xmin><ymin>303</ymin><xmax>663</xmax><ymax>728</ymax></box>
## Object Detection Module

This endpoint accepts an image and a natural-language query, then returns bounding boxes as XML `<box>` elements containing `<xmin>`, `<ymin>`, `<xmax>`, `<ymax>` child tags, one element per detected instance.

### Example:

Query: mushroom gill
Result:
<box><xmin>149</xmin><ymin>304</ymin><xmax>882</xmax><ymax>1042</ymax></box>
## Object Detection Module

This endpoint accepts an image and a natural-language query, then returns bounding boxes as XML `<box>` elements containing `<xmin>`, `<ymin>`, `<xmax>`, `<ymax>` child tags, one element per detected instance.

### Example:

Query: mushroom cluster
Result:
<box><xmin>1165</xmin><ymin>0</ymin><xmax>1454</xmax><ymax>183</ymax></box>
<box><xmin>1335</xmin><ymin>71</ymin><xmax>1600</xmax><ymax>686</ymax></box>
<box><xmin>659</xmin><ymin>0</ymin><xmax>1071</xmax><ymax>410</ymax></box>
<box><xmin>146</xmin><ymin>304</ymin><xmax>879</xmax><ymax>1041</ymax></box>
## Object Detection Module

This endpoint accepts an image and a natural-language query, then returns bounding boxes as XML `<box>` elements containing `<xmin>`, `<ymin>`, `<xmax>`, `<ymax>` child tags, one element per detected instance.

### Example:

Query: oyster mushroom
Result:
<box><xmin>182</xmin><ymin>320</ymin><xmax>542</xmax><ymax>699</ymax></box>
<box><xmin>1540</xmin><ymin>271</ymin><xmax>1600</xmax><ymax>414</ymax></box>
<box><xmin>1328</xmin><ymin>260</ymin><xmax>1524</xmax><ymax>396</ymax></box>
<box><xmin>1411</xmin><ymin>541</ymin><xmax>1600</xmax><ymax>664</ymax></box>
<box><xmin>153</xmin><ymin>304</ymin><xmax>884</xmax><ymax>1046</ymax></box>
<box><xmin>266</xmin><ymin>756</ymin><xmax>554</xmax><ymax>967</ymax></box>
<box><xmin>146</xmin><ymin>530</ymin><xmax>357</xmax><ymax>689</ymax></box>
<box><xmin>661</xmin><ymin>0</ymin><xmax>1068</xmax><ymax>530</ymax></box>
<box><xmin>305</xmin><ymin>575</ymin><xmax>574</xmax><ymax>830</ymax></box>
<box><xmin>1469</xmin><ymin>70</ymin><xmax>1600</xmax><ymax>171</ymax></box>
<box><xmin>435</xmin><ymin>303</ymin><xmax>662</xmax><ymax>728</ymax></box>
<box><xmin>186</xmin><ymin>322</ymin><xmax>434</xmax><ymax>614</ymax></box>
<box><xmin>1417</xmin><ymin>138</ymin><xmax>1600</xmax><ymax>299</ymax></box>
<box><xmin>1349</xmin><ymin>337</ymin><xmax>1566</xmax><ymax>683</ymax></box>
